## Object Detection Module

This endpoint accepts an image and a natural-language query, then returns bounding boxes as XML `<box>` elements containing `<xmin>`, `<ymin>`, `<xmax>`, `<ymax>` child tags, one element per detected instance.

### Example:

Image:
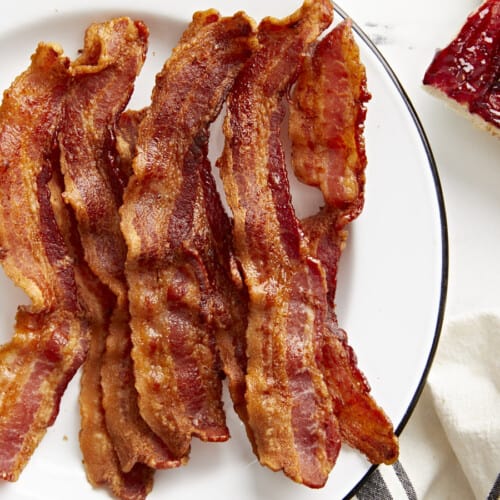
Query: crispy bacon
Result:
<box><xmin>78</xmin><ymin>296</ymin><xmax>155</xmax><ymax>500</ymax></box>
<box><xmin>290</xmin><ymin>20</ymin><xmax>399</xmax><ymax>465</ymax></box>
<box><xmin>57</xmin><ymin>18</ymin><xmax>182</xmax><ymax>489</ymax></box>
<box><xmin>120</xmin><ymin>10</ymin><xmax>255</xmax><ymax>458</ymax></box>
<box><xmin>60</xmin><ymin>17</ymin><xmax>149</xmax><ymax>299</ymax></box>
<box><xmin>116</xmin><ymin>104</ymin><xmax>252</xmax><ymax>454</ymax></box>
<box><xmin>217</xmin><ymin>0</ymin><xmax>341</xmax><ymax>488</ymax></box>
<box><xmin>290</xmin><ymin>18</ymin><xmax>370</xmax><ymax>228</ymax></box>
<box><xmin>303</xmin><ymin>209</ymin><xmax>399</xmax><ymax>465</ymax></box>
<box><xmin>116</xmin><ymin>103</ymin><xmax>252</xmax><ymax>458</ymax></box>
<box><xmin>0</xmin><ymin>43</ymin><xmax>102</xmax><ymax>481</ymax></box>
<box><xmin>199</xmin><ymin>153</ymin><xmax>251</xmax><ymax>438</ymax></box>
<box><xmin>105</xmin><ymin>110</ymin><xmax>184</xmax><ymax>476</ymax></box>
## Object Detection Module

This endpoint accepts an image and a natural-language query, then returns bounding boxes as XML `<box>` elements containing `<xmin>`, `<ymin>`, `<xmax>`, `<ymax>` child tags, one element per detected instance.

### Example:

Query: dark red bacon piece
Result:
<box><xmin>199</xmin><ymin>152</ymin><xmax>251</xmax><ymax>440</ymax></box>
<box><xmin>115</xmin><ymin>106</ymin><xmax>251</xmax><ymax>455</ymax></box>
<box><xmin>302</xmin><ymin>210</ymin><xmax>399</xmax><ymax>465</ymax></box>
<box><xmin>0</xmin><ymin>43</ymin><xmax>101</xmax><ymax>481</ymax></box>
<box><xmin>217</xmin><ymin>0</ymin><xmax>341</xmax><ymax>488</ymax></box>
<box><xmin>57</xmin><ymin>18</ymin><xmax>182</xmax><ymax>492</ymax></box>
<box><xmin>60</xmin><ymin>17</ymin><xmax>149</xmax><ymax>300</ymax></box>
<box><xmin>104</xmin><ymin>110</ymin><xmax>182</xmax><ymax>476</ymax></box>
<box><xmin>79</xmin><ymin>292</ymin><xmax>155</xmax><ymax>500</ymax></box>
<box><xmin>290</xmin><ymin>18</ymin><xmax>370</xmax><ymax>228</ymax></box>
<box><xmin>423</xmin><ymin>0</ymin><xmax>500</xmax><ymax>137</ymax></box>
<box><xmin>120</xmin><ymin>10</ymin><xmax>255</xmax><ymax>459</ymax></box>
<box><xmin>290</xmin><ymin>20</ymin><xmax>399</xmax><ymax>465</ymax></box>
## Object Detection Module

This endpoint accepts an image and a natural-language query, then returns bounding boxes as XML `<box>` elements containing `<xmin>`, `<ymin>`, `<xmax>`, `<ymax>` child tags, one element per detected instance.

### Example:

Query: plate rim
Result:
<box><xmin>334</xmin><ymin>3</ymin><xmax>449</xmax><ymax>498</ymax></box>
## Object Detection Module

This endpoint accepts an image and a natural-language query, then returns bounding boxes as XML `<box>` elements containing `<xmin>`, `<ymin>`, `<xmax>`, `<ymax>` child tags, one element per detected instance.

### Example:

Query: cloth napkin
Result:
<box><xmin>353</xmin><ymin>312</ymin><xmax>500</xmax><ymax>500</ymax></box>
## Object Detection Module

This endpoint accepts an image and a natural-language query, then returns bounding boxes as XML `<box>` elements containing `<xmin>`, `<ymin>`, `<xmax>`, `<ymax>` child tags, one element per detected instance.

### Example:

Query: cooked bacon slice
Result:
<box><xmin>107</xmin><ymin>110</ymin><xmax>183</xmax><ymax>474</ymax></box>
<box><xmin>60</xmin><ymin>17</ymin><xmax>149</xmax><ymax>300</ymax></box>
<box><xmin>120</xmin><ymin>10</ymin><xmax>255</xmax><ymax>458</ymax></box>
<box><xmin>0</xmin><ymin>43</ymin><xmax>99</xmax><ymax>481</ymax></box>
<box><xmin>57</xmin><ymin>18</ymin><xmax>182</xmax><ymax>484</ymax></box>
<box><xmin>290</xmin><ymin>18</ymin><xmax>370</xmax><ymax>228</ymax></box>
<box><xmin>199</xmin><ymin>154</ymin><xmax>251</xmax><ymax>436</ymax></box>
<box><xmin>302</xmin><ymin>210</ymin><xmax>399</xmax><ymax>465</ymax></box>
<box><xmin>116</xmin><ymin>106</ymin><xmax>251</xmax><ymax>447</ymax></box>
<box><xmin>290</xmin><ymin>20</ymin><xmax>399</xmax><ymax>465</ymax></box>
<box><xmin>216</xmin><ymin>0</ymin><xmax>341</xmax><ymax>488</ymax></box>
<box><xmin>115</xmin><ymin>104</ymin><xmax>251</xmax><ymax>460</ymax></box>
<box><xmin>79</xmin><ymin>295</ymin><xmax>155</xmax><ymax>500</ymax></box>
<box><xmin>423</xmin><ymin>0</ymin><xmax>500</xmax><ymax>137</ymax></box>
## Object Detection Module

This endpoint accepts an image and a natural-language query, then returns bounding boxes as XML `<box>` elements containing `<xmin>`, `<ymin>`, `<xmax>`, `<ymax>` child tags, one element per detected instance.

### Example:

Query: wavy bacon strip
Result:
<box><xmin>60</xmin><ymin>18</ymin><xmax>148</xmax><ymax>299</ymax></box>
<box><xmin>120</xmin><ymin>10</ymin><xmax>255</xmax><ymax>459</ymax></box>
<box><xmin>199</xmin><ymin>151</ymin><xmax>251</xmax><ymax>437</ymax></box>
<box><xmin>217</xmin><ymin>0</ymin><xmax>341</xmax><ymax>488</ymax></box>
<box><xmin>57</xmin><ymin>18</ymin><xmax>181</xmax><ymax>494</ymax></box>
<box><xmin>78</xmin><ymin>297</ymin><xmax>154</xmax><ymax>500</ymax></box>
<box><xmin>290</xmin><ymin>18</ymin><xmax>369</xmax><ymax>229</ymax></box>
<box><xmin>0</xmin><ymin>43</ymin><xmax>104</xmax><ymax>481</ymax></box>
<box><xmin>116</xmin><ymin>105</ymin><xmax>252</xmax><ymax>449</ymax></box>
<box><xmin>303</xmin><ymin>209</ymin><xmax>398</xmax><ymax>464</ymax></box>
<box><xmin>290</xmin><ymin>19</ymin><xmax>399</xmax><ymax>465</ymax></box>
<box><xmin>115</xmin><ymin>105</ymin><xmax>252</xmax><ymax>451</ymax></box>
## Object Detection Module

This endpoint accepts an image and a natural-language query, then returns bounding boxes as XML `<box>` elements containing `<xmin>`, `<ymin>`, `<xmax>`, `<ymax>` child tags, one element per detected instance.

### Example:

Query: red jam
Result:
<box><xmin>423</xmin><ymin>0</ymin><xmax>500</xmax><ymax>128</ymax></box>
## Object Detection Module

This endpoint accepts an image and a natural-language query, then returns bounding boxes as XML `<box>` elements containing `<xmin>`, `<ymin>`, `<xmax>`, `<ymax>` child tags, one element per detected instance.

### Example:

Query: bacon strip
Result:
<box><xmin>115</xmin><ymin>104</ymin><xmax>252</xmax><ymax>456</ymax></box>
<box><xmin>290</xmin><ymin>19</ymin><xmax>399</xmax><ymax>465</ymax></box>
<box><xmin>57</xmin><ymin>18</ymin><xmax>182</xmax><ymax>491</ymax></box>
<box><xmin>0</xmin><ymin>43</ymin><xmax>99</xmax><ymax>481</ymax></box>
<box><xmin>116</xmin><ymin>105</ymin><xmax>252</xmax><ymax>452</ymax></box>
<box><xmin>290</xmin><ymin>18</ymin><xmax>369</xmax><ymax>228</ymax></box>
<box><xmin>217</xmin><ymin>0</ymin><xmax>340</xmax><ymax>488</ymax></box>
<box><xmin>199</xmin><ymin>153</ymin><xmax>251</xmax><ymax>437</ymax></box>
<box><xmin>79</xmin><ymin>295</ymin><xmax>154</xmax><ymax>500</ymax></box>
<box><xmin>60</xmin><ymin>17</ymin><xmax>148</xmax><ymax>300</ymax></box>
<box><xmin>115</xmin><ymin>102</ymin><xmax>252</xmax><ymax>444</ymax></box>
<box><xmin>303</xmin><ymin>209</ymin><xmax>399</xmax><ymax>464</ymax></box>
<box><xmin>120</xmin><ymin>10</ymin><xmax>255</xmax><ymax>459</ymax></box>
<box><xmin>106</xmin><ymin>109</ymin><xmax>178</xmax><ymax>475</ymax></box>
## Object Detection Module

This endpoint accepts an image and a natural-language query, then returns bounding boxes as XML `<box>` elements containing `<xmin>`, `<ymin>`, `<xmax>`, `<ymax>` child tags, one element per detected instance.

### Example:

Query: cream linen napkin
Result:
<box><xmin>354</xmin><ymin>313</ymin><xmax>500</xmax><ymax>499</ymax></box>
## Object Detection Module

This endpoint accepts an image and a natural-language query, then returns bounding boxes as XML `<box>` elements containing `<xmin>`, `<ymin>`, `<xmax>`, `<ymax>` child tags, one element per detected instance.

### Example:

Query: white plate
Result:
<box><xmin>0</xmin><ymin>1</ymin><xmax>447</xmax><ymax>499</ymax></box>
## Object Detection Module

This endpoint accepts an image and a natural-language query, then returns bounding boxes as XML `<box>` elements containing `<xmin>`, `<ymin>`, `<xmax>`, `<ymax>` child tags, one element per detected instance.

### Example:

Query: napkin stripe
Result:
<box><xmin>380</xmin><ymin>462</ymin><xmax>410</xmax><ymax>499</ymax></box>
<box><xmin>355</xmin><ymin>468</ymin><xmax>393</xmax><ymax>499</ymax></box>
<box><xmin>393</xmin><ymin>461</ymin><xmax>417</xmax><ymax>500</ymax></box>
<box><xmin>487</xmin><ymin>473</ymin><xmax>500</xmax><ymax>500</ymax></box>
<box><xmin>354</xmin><ymin>462</ymin><xmax>418</xmax><ymax>500</ymax></box>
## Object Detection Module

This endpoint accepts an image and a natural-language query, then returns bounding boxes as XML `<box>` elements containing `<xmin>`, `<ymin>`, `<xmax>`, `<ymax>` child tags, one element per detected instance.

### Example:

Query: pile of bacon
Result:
<box><xmin>0</xmin><ymin>1</ymin><xmax>398</xmax><ymax>498</ymax></box>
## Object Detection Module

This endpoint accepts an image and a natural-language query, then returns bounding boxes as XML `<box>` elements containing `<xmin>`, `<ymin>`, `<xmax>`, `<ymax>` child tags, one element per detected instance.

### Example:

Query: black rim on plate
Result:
<box><xmin>333</xmin><ymin>4</ymin><xmax>449</xmax><ymax>499</ymax></box>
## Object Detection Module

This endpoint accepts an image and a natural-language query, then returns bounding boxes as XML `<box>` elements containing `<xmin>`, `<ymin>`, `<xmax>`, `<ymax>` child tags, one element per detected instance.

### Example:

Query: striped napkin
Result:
<box><xmin>354</xmin><ymin>313</ymin><xmax>500</xmax><ymax>500</ymax></box>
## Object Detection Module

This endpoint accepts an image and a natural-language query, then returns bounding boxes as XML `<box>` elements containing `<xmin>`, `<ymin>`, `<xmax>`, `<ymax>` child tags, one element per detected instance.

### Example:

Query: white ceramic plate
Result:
<box><xmin>0</xmin><ymin>1</ymin><xmax>447</xmax><ymax>499</ymax></box>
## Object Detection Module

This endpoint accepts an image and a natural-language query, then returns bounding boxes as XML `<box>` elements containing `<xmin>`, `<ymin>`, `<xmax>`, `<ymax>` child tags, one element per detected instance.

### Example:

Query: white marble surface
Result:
<box><xmin>345</xmin><ymin>0</ymin><xmax>500</xmax><ymax>318</ymax></box>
